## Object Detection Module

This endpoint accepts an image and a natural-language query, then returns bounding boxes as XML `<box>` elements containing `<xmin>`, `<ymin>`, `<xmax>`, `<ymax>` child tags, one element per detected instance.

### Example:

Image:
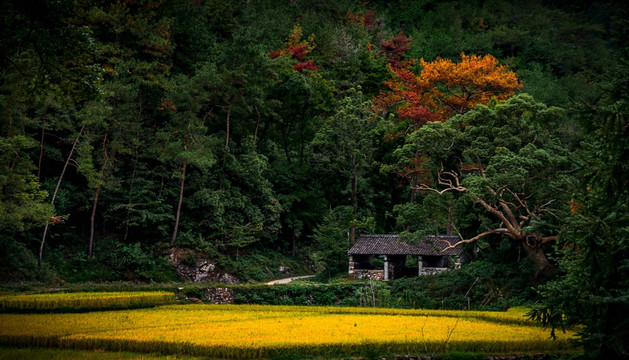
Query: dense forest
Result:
<box><xmin>1</xmin><ymin>0</ymin><xmax>628</xmax><ymax>357</ymax></box>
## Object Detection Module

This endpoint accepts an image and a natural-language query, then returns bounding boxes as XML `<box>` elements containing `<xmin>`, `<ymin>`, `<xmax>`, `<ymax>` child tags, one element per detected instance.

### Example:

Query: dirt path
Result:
<box><xmin>265</xmin><ymin>275</ymin><xmax>315</xmax><ymax>285</ymax></box>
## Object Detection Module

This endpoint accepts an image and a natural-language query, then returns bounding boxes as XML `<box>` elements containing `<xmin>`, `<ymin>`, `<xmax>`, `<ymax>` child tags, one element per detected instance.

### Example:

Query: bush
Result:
<box><xmin>388</xmin><ymin>260</ymin><xmax>540</xmax><ymax>310</ymax></box>
<box><xmin>219</xmin><ymin>248</ymin><xmax>314</xmax><ymax>283</ymax></box>
<box><xmin>229</xmin><ymin>282</ymin><xmax>365</xmax><ymax>306</ymax></box>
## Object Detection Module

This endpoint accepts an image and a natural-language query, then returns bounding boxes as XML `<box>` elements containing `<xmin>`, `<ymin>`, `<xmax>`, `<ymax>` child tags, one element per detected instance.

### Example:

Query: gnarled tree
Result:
<box><xmin>401</xmin><ymin>94</ymin><xmax>570</xmax><ymax>276</ymax></box>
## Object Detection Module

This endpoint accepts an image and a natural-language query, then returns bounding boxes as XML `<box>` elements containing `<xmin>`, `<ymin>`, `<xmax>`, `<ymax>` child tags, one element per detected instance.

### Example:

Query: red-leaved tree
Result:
<box><xmin>270</xmin><ymin>25</ymin><xmax>318</xmax><ymax>73</ymax></box>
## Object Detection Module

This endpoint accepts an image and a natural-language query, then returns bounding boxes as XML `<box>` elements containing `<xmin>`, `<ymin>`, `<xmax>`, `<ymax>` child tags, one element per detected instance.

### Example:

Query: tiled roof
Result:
<box><xmin>348</xmin><ymin>234</ymin><xmax>463</xmax><ymax>256</ymax></box>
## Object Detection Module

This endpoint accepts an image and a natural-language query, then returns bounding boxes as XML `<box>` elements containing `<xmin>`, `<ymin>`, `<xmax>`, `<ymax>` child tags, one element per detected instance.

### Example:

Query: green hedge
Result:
<box><xmin>199</xmin><ymin>282</ymin><xmax>392</xmax><ymax>307</ymax></box>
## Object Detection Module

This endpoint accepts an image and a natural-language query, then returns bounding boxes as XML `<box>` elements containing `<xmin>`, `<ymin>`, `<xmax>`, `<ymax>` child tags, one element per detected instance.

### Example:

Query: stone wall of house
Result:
<box><xmin>350</xmin><ymin>269</ymin><xmax>385</xmax><ymax>281</ymax></box>
<box><xmin>419</xmin><ymin>267</ymin><xmax>450</xmax><ymax>275</ymax></box>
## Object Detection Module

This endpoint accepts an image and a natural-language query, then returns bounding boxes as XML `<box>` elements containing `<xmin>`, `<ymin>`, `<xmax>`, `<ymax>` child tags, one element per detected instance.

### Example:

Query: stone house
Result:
<box><xmin>347</xmin><ymin>234</ymin><xmax>464</xmax><ymax>280</ymax></box>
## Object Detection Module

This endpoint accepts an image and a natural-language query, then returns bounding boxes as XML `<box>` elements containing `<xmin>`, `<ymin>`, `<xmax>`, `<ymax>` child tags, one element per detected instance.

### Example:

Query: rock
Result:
<box><xmin>278</xmin><ymin>265</ymin><xmax>291</xmax><ymax>275</ymax></box>
<box><xmin>218</xmin><ymin>273</ymin><xmax>240</xmax><ymax>285</ymax></box>
<box><xmin>166</xmin><ymin>248</ymin><xmax>228</xmax><ymax>283</ymax></box>
<box><xmin>186</xmin><ymin>297</ymin><xmax>203</xmax><ymax>304</ymax></box>
<box><xmin>199</xmin><ymin>262</ymin><xmax>216</xmax><ymax>273</ymax></box>
<box><xmin>304</xmin><ymin>256</ymin><xmax>317</xmax><ymax>272</ymax></box>
<box><xmin>194</xmin><ymin>261</ymin><xmax>217</xmax><ymax>282</ymax></box>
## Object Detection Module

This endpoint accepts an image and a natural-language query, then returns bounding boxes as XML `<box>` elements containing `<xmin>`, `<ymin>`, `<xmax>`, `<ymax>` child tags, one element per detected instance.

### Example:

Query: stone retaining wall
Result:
<box><xmin>205</xmin><ymin>287</ymin><xmax>234</xmax><ymax>304</ymax></box>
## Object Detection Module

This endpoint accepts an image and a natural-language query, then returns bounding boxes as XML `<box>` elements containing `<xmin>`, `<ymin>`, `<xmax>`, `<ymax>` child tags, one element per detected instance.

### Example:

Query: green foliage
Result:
<box><xmin>398</xmin><ymin>94</ymin><xmax>571</xmax><ymax>275</ymax></box>
<box><xmin>532</xmin><ymin>55</ymin><xmax>629</xmax><ymax>358</ymax></box>
<box><xmin>218</xmin><ymin>248</ymin><xmax>312</xmax><ymax>283</ymax></box>
<box><xmin>230</xmin><ymin>282</ymin><xmax>366</xmax><ymax>306</ymax></box>
<box><xmin>0</xmin><ymin>6</ymin><xmax>626</xmax><ymax>359</ymax></box>
<box><xmin>375</xmin><ymin>0</ymin><xmax>613</xmax><ymax>107</ymax></box>
<box><xmin>0</xmin><ymin>136</ymin><xmax>53</xmax><ymax>234</ymax></box>
<box><xmin>312</xmin><ymin>206</ymin><xmax>354</xmax><ymax>278</ymax></box>
<box><xmin>389</xmin><ymin>260</ymin><xmax>537</xmax><ymax>311</ymax></box>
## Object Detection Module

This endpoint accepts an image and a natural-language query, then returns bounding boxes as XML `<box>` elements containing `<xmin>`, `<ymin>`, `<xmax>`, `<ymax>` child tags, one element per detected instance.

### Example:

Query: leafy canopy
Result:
<box><xmin>376</xmin><ymin>53</ymin><xmax>522</xmax><ymax>129</ymax></box>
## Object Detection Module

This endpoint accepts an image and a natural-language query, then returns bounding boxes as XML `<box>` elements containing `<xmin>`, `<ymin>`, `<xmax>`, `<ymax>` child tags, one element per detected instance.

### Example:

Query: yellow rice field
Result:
<box><xmin>0</xmin><ymin>291</ymin><xmax>174</xmax><ymax>312</ymax></box>
<box><xmin>0</xmin><ymin>304</ymin><xmax>577</xmax><ymax>358</ymax></box>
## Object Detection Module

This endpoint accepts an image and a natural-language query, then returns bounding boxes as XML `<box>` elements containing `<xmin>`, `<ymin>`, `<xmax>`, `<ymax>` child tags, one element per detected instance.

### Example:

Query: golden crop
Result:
<box><xmin>0</xmin><ymin>291</ymin><xmax>174</xmax><ymax>312</ymax></box>
<box><xmin>0</xmin><ymin>303</ymin><xmax>576</xmax><ymax>358</ymax></box>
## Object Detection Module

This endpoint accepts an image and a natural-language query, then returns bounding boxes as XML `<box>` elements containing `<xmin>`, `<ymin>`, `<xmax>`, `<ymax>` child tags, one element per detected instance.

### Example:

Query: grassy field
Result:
<box><xmin>0</xmin><ymin>301</ymin><xmax>577</xmax><ymax>359</ymax></box>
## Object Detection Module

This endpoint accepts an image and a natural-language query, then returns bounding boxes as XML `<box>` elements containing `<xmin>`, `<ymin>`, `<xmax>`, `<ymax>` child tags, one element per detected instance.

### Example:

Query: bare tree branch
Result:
<box><xmin>413</xmin><ymin>183</ymin><xmax>466</xmax><ymax>195</ymax></box>
<box><xmin>541</xmin><ymin>235</ymin><xmax>558</xmax><ymax>244</ymax></box>
<box><xmin>498</xmin><ymin>199</ymin><xmax>520</xmax><ymax>230</ymax></box>
<box><xmin>439</xmin><ymin>228</ymin><xmax>511</xmax><ymax>253</ymax></box>
<box><xmin>413</xmin><ymin>163</ymin><xmax>467</xmax><ymax>194</ymax></box>
<box><xmin>506</xmin><ymin>188</ymin><xmax>531</xmax><ymax>217</ymax></box>
<box><xmin>474</xmin><ymin>196</ymin><xmax>521</xmax><ymax>236</ymax></box>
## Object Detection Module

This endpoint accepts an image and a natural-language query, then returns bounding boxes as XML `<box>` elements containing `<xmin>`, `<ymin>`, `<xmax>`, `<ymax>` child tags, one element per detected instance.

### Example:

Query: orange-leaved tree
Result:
<box><xmin>375</xmin><ymin>53</ymin><xmax>522</xmax><ymax>127</ymax></box>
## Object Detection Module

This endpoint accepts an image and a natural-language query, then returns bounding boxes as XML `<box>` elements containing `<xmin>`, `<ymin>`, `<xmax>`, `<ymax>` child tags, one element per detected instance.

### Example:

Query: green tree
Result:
<box><xmin>157</xmin><ymin>63</ymin><xmax>221</xmax><ymax>246</ymax></box>
<box><xmin>312</xmin><ymin>206</ymin><xmax>354</xmax><ymax>278</ymax></box>
<box><xmin>532</xmin><ymin>57</ymin><xmax>629</xmax><ymax>358</ymax></box>
<box><xmin>400</xmin><ymin>94</ymin><xmax>570</xmax><ymax>276</ymax></box>
<box><xmin>0</xmin><ymin>136</ymin><xmax>54</xmax><ymax>240</ymax></box>
<box><xmin>312</xmin><ymin>88</ymin><xmax>379</xmax><ymax>244</ymax></box>
<box><xmin>77</xmin><ymin>0</ymin><xmax>174</xmax><ymax>255</ymax></box>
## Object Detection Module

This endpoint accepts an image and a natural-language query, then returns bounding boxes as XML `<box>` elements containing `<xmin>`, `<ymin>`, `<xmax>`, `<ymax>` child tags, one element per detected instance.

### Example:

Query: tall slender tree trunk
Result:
<box><xmin>291</xmin><ymin>230</ymin><xmax>296</xmax><ymax>257</ymax></box>
<box><xmin>39</xmin><ymin>123</ymin><xmax>86</xmax><ymax>267</ymax></box>
<box><xmin>37</xmin><ymin>104</ymin><xmax>49</xmax><ymax>182</ymax></box>
<box><xmin>349</xmin><ymin>155</ymin><xmax>358</xmax><ymax>244</ymax></box>
<box><xmin>281</xmin><ymin>121</ymin><xmax>292</xmax><ymax>163</ymax></box>
<box><xmin>299</xmin><ymin>122</ymin><xmax>305</xmax><ymax>166</ymax></box>
<box><xmin>171</xmin><ymin>160</ymin><xmax>187</xmax><ymax>246</ymax></box>
<box><xmin>253</xmin><ymin>103</ymin><xmax>260</xmax><ymax>149</ymax></box>
<box><xmin>89</xmin><ymin>131</ymin><xmax>109</xmax><ymax>259</ymax></box>
<box><xmin>123</xmin><ymin>149</ymin><xmax>138</xmax><ymax>242</ymax></box>
<box><xmin>225</xmin><ymin>102</ymin><xmax>232</xmax><ymax>149</ymax></box>
<box><xmin>171</xmin><ymin>121</ymin><xmax>191</xmax><ymax>246</ymax></box>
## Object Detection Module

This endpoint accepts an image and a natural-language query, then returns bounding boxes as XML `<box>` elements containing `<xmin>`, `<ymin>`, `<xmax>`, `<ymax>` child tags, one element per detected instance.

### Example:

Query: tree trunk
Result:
<box><xmin>89</xmin><ymin>131</ymin><xmax>109</xmax><ymax>259</ymax></box>
<box><xmin>171</xmin><ymin>121</ymin><xmax>191</xmax><ymax>246</ymax></box>
<box><xmin>37</xmin><ymin>104</ymin><xmax>49</xmax><ymax>182</ymax></box>
<box><xmin>521</xmin><ymin>238</ymin><xmax>554</xmax><ymax>278</ymax></box>
<box><xmin>291</xmin><ymin>230</ymin><xmax>296</xmax><ymax>257</ymax></box>
<box><xmin>253</xmin><ymin>103</ymin><xmax>260</xmax><ymax>149</ymax></box>
<box><xmin>350</xmin><ymin>155</ymin><xmax>359</xmax><ymax>244</ymax></box>
<box><xmin>282</xmin><ymin>121</ymin><xmax>292</xmax><ymax>163</ymax></box>
<box><xmin>89</xmin><ymin>183</ymin><xmax>102</xmax><ymax>258</ymax></box>
<box><xmin>225</xmin><ymin>102</ymin><xmax>232</xmax><ymax>149</ymax></box>
<box><xmin>39</xmin><ymin>123</ymin><xmax>86</xmax><ymax>267</ymax></box>
<box><xmin>171</xmin><ymin>160</ymin><xmax>187</xmax><ymax>246</ymax></box>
